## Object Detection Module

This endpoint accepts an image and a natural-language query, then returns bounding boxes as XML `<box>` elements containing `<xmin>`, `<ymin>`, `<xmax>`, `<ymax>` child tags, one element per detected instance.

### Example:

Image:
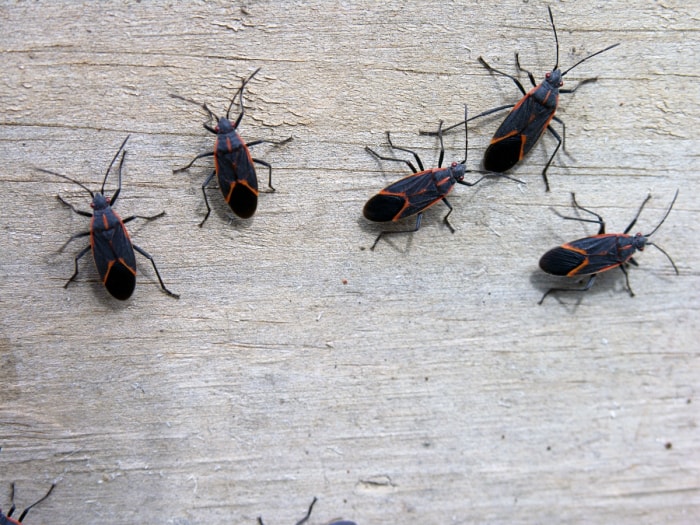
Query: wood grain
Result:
<box><xmin>1</xmin><ymin>1</ymin><xmax>698</xmax><ymax>523</ymax></box>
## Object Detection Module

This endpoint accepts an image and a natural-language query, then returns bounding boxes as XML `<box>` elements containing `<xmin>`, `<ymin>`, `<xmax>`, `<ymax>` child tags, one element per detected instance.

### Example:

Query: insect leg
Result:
<box><xmin>133</xmin><ymin>244</ymin><xmax>180</xmax><ymax>298</ymax></box>
<box><xmin>64</xmin><ymin>245</ymin><xmax>92</xmax><ymax>288</ymax></box>
<box><xmin>371</xmin><ymin>213</ymin><xmax>423</xmax><ymax>251</ymax></box>
<box><xmin>173</xmin><ymin>151</ymin><xmax>215</xmax><ymax>173</ymax></box>
<box><xmin>538</xmin><ymin>274</ymin><xmax>597</xmax><ymax>304</ymax></box>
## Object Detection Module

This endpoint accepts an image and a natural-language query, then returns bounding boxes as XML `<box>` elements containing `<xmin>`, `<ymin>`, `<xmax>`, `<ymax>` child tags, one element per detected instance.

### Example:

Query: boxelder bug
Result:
<box><xmin>538</xmin><ymin>190</ymin><xmax>679</xmax><ymax>304</ymax></box>
<box><xmin>171</xmin><ymin>67</ymin><xmax>292</xmax><ymax>226</ymax></box>
<box><xmin>421</xmin><ymin>6</ymin><xmax>619</xmax><ymax>191</ymax></box>
<box><xmin>364</xmin><ymin>107</ymin><xmax>520</xmax><ymax>250</ymax></box>
<box><xmin>1</xmin><ymin>482</ymin><xmax>55</xmax><ymax>525</ymax></box>
<box><xmin>39</xmin><ymin>136</ymin><xmax>179</xmax><ymax>301</ymax></box>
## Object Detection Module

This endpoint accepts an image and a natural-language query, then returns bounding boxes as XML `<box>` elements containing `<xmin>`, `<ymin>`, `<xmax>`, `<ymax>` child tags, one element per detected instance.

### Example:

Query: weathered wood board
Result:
<box><xmin>1</xmin><ymin>1</ymin><xmax>698</xmax><ymax>523</ymax></box>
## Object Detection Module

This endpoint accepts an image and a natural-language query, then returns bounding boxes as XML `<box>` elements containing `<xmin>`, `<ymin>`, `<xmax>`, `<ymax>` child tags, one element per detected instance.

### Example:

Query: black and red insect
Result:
<box><xmin>39</xmin><ymin>136</ymin><xmax>179</xmax><ymax>301</ymax></box>
<box><xmin>364</xmin><ymin>109</ymin><xmax>518</xmax><ymax>250</ymax></box>
<box><xmin>1</xmin><ymin>482</ymin><xmax>55</xmax><ymax>525</ymax></box>
<box><xmin>421</xmin><ymin>6</ymin><xmax>619</xmax><ymax>191</ymax></box>
<box><xmin>171</xmin><ymin>68</ymin><xmax>292</xmax><ymax>226</ymax></box>
<box><xmin>538</xmin><ymin>190</ymin><xmax>679</xmax><ymax>304</ymax></box>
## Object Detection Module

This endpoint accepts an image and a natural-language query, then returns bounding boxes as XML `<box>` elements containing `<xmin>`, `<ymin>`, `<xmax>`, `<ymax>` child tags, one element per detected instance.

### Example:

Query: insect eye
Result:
<box><xmin>545</xmin><ymin>72</ymin><xmax>551</xmax><ymax>79</ymax></box>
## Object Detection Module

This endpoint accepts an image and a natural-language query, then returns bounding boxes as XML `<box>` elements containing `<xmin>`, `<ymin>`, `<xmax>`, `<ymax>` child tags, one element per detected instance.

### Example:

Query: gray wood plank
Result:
<box><xmin>0</xmin><ymin>1</ymin><xmax>698</xmax><ymax>523</ymax></box>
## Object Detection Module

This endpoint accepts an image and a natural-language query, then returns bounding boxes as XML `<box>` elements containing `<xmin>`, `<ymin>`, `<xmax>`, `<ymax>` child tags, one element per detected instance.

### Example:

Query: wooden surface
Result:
<box><xmin>1</xmin><ymin>1</ymin><xmax>698</xmax><ymax>523</ymax></box>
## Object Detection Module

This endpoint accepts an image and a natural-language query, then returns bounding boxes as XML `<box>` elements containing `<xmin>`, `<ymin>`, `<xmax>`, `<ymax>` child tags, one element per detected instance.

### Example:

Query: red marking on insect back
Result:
<box><xmin>518</xmin><ymin>134</ymin><xmax>527</xmax><ymax>161</ymax></box>
<box><xmin>491</xmin><ymin>129</ymin><xmax>520</xmax><ymax>145</ymax></box>
<box><xmin>559</xmin><ymin>243</ymin><xmax>590</xmax><ymax>275</ymax></box>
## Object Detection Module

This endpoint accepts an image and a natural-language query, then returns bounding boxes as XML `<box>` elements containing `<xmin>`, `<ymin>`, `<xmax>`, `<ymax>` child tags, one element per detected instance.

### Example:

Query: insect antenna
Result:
<box><xmin>101</xmin><ymin>135</ymin><xmax>130</xmax><ymax>195</ymax></box>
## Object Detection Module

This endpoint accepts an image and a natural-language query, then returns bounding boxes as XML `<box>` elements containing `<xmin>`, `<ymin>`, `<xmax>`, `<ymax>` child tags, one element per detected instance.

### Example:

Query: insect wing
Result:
<box><xmin>539</xmin><ymin>245</ymin><xmax>587</xmax><ymax>276</ymax></box>
<box><xmin>363</xmin><ymin>193</ymin><xmax>407</xmax><ymax>222</ymax></box>
<box><xmin>91</xmin><ymin>210</ymin><xmax>137</xmax><ymax>300</ymax></box>
<box><xmin>541</xmin><ymin>235</ymin><xmax>632</xmax><ymax>277</ymax></box>
<box><xmin>485</xmin><ymin>93</ymin><xmax>556</xmax><ymax>172</ymax></box>
<box><xmin>383</xmin><ymin>170</ymin><xmax>451</xmax><ymax>220</ymax></box>
<box><xmin>215</xmin><ymin>132</ymin><xmax>259</xmax><ymax>218</ymax></box>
